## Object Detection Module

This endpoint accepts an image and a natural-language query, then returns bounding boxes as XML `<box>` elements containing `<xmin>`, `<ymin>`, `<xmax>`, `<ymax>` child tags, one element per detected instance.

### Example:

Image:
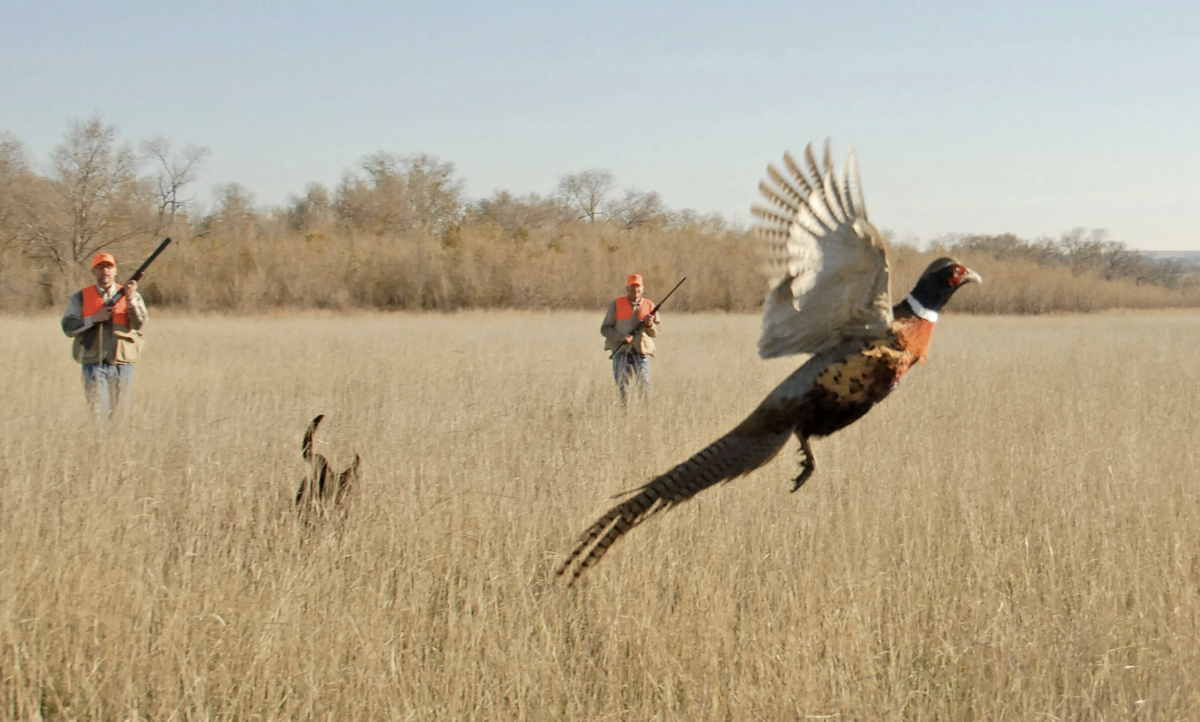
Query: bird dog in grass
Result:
<box><xmin>558</xmin><ymin>141</ymin><xmax>982</xmax><ymax>582</ymax></box>
<box><xmin>296</xmin><ymin>414</ymin><xmax>360</xmax><ymax>518</ymax></box>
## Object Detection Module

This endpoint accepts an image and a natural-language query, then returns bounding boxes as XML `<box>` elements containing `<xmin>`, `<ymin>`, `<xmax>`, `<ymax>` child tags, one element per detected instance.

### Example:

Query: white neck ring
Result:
<box><xmin>906</xmin><ymin>294</ymin><xmax>939</xmax><ymax>323</ymax></box>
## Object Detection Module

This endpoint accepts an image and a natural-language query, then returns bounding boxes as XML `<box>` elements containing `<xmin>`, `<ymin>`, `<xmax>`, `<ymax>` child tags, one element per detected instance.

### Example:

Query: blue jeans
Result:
<box><xmin>82</xmin><ymin>363</ymin><xmax>134</xmax><ymax>419</ymax></box>
<box><xmin>612</xmin><ymin>351</ymin><xmax>651</xmax><ymax>403</ymax></box>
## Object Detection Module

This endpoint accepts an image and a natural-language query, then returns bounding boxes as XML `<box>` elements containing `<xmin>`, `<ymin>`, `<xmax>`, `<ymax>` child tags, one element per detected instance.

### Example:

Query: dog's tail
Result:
<box><xmin>302</xmin><ymin>414</ymin><xmax>324</xmax><ymax>462</ymax></box>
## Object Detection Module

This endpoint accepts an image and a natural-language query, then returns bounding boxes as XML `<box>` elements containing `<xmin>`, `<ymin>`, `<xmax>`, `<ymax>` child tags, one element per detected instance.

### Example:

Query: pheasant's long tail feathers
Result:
<box><xmin>302</xmin><ymin>414</ymin><xmax>324</xmax><ymax>462</ymax></box>
<box><xmin>557</xmin><ymin>428</ymin><xmax>792</xmax><ymax>583</ymax></box>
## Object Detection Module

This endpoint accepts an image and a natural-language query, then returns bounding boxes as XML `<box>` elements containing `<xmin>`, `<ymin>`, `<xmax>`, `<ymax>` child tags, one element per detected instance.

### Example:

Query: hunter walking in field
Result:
<box><xmin>61</xmin><ymin>252</ymin><xmax>148</xmax><ymax>418</ymax></box>
<box><xmin>601</xmin><ymin>273</ymin><xmax>659</xmax><ymax>403</ymax></box>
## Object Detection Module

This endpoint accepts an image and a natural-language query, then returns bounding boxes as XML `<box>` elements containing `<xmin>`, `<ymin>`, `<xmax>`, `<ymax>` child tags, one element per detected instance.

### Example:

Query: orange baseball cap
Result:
<box><xmin>626</xmin><ymin>273</ymin><xmax>644</xmax><ymax>287</ymax></box>
<box><xmin>92</xmin><ymin>252</ymin><xmax>116</xmax><ymax>268</ymax></box>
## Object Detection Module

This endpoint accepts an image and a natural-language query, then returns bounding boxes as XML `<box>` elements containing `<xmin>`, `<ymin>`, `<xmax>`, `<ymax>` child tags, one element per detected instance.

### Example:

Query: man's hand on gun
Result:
<box><xmin>89</xmin><ymin>279</ymin><xmax>137</xmax><ymax>325</ymax></box>
<box><xmin>623</xmin><ymin>312</ymin><xmax>659</xmax><ymax>344</ymax></box>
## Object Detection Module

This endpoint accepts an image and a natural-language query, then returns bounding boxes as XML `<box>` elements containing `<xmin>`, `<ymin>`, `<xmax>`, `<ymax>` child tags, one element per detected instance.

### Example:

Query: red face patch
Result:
<box><xmin>947</xmin><ymin>264</ymin><xmax>968</xmax><ymax>286</ymax></box>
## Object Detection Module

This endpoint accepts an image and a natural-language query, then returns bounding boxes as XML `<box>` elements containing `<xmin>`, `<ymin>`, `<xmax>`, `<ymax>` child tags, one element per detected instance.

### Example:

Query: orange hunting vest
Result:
<box><xmin>81</xmin><ymin>285</ymin><xmax>130</xmax><ymax>326</ymax></box>
<box><xmin>615</xmin><ymin>297</ymin><xmax>653</xmax><ymax>321</ymax></box>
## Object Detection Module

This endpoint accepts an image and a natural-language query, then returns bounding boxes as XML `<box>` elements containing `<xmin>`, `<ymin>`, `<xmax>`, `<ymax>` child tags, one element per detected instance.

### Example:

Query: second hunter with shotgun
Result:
<box><xmin>60</xmin><ymin>238</ymin><xmax>172</xmax><ymax>419</ymax></box>
<box><xmin>601</xmin><ymin>274</ymin><xmax>685</xmax><ymax>403</ymax></box>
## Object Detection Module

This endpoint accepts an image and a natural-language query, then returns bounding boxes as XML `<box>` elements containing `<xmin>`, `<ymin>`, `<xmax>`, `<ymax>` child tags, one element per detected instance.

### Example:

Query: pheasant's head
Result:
<box><xmin>907</xmin><ymin>258</ymin><xmax>982</xmax><ymax>315</ymax></box>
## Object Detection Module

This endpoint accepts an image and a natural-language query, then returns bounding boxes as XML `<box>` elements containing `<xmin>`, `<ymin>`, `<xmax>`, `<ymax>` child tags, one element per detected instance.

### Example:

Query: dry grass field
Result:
<box><xmin>2</xmin><ymin>311</ymin><xmax>1199</xmax><ymax>720</ymax></box>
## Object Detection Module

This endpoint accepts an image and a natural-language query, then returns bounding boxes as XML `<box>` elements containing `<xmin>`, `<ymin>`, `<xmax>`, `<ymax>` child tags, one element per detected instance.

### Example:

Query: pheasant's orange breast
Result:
<box><xmin>893</xmin><ymin>316</ymin><xmax>935</xmax><ymax>363</ymax></box>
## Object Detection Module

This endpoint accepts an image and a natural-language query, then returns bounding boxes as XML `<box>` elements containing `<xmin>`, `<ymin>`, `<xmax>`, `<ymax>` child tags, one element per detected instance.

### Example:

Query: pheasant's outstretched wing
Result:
<box><xmin>557</xmin><ymin>424</ymin><xmax>793</xmax><ymax>583</ymax></box>
<box><xmin>753</xmin><ymin>141</ymin><xmax>892</xmax><ymax>359</ymax></box>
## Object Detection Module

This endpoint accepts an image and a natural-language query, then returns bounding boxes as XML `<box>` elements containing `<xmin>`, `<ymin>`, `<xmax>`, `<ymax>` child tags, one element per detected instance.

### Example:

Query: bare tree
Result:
<box><xmin>557</xmin><ymin>169</ymin><xmax>616</xmax><ymax>223</ymax></box>
<box><xmin>403</xmin><ymin>153</ymin><xmax>464</xmax><ymax>235</ymax></box>
<box><xmin>205</xmin><ymin>182</ymin><xmax>258</xmax><ymax>234</ymax></box>
<box><xmin>669</xmin><ymin>208</ymin><xmax>728</xmax><ymax>235</ymax></box>
<box><xmin>360</xmin><ymin>152</ymin><xmax>405</xmax><ymax>190</ymax></box>
<box><xmin>0</xmin><ymin>129</ymin><xmax>30</xmax><ymax>250</ymax></box>
<box><xmin>142</xmin><ymin>136</ymin><xmax>209</xmax><ymax>234</ymax></box>
<box><xmin>333</xmin><ymin>172</ymin><xmax>377</xmax><ymax>231</ymax></box>
<box><xmin>21</xmin><ymin>116</ymin><xmax>153</xmax><ymax>279</ymax></box>
<box><xmin>474</xmin><ymin>190</ymin><xmax>569</xmax><ymax>237</ymax></box>
<box><xmin>1099</xmin><ymin>240</ymin><xmax>1142</xmax><ymax>281</ymax></box>
<box><xmin>954</xmin><ymin>233</ymin><xmax>1029</xmax><ymax>260</ymax></box>
<box><xmin>340</xmin><ymin>152</ymin><xmax>413</xmax><ymax>233</ymax></box>
<box><xmin>288</xmin><ymin>182</ymin><xmax>333</xmax><ymax>232</ymax></box>
<box><xmin>0</xmin><ymin>129</ymin><xmax>24</xmax><ymax>174</ymax></box>
<box><xmin>1057</xmin><ymin>227</ymin><xmax>1110</xmax><ymax>274</ymax></box>
<box><xmin>1140</xmin><ymin>258</ymin><xmax>1184</xmax><ymax>288</ymax></box>
<box><xmin>335</xmin><ymin>152</ymin><xmax>464</xmax><ymax>235</ymax></box>
<box><xmin>606</xmin><ymin>188</ymin><xmax>667</xmax><ymax>230</ymax></box>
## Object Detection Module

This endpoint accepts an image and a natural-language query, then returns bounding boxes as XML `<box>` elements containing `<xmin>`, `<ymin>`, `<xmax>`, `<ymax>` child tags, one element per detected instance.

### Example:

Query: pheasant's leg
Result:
<box><xmin>792</xmin><ymin>433</ymin><xmax>816</xmax><ymax>492</ymax></box>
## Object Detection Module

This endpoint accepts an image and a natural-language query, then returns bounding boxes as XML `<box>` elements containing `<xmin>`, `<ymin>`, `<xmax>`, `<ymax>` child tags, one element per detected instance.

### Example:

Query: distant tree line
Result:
<box><xmin>943</xmin><ymin>228</ymin><xmax>1188</xmax><ymax>288</ymax></box>
<box><xmin>1</xmin><ymin>116</ymin><xmax>1196</xmax><ymax>314</ymax></box>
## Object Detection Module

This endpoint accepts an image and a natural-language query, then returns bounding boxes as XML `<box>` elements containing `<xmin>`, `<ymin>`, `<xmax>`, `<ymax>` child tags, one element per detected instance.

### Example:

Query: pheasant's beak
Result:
<box><xmin>963</xmin><ymin>268</ymin><xmax>983</xmax><ymax>285</ymax></box>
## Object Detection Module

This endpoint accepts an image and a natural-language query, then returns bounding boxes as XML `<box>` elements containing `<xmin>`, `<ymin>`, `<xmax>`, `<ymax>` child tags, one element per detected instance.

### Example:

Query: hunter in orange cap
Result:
<box><xmin>600</xmin><ymin>273</ymin><xmax>660</xmax><ymax>402</ymax></box>
<box><xmin>61</xmin><ymin>252</ymin><xmax>148</xmax><ymax>418</ymax></box>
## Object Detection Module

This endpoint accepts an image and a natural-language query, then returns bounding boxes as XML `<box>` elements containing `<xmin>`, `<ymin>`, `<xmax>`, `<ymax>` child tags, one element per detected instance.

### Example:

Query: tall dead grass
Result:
<box><xmin>132</xmin><ymin>225</ymin><xmax>763</xmax><ymax>313</ymax></box>
<box><xmin>15</xmin><ymin>225</ymin><xmax>1199</xmax><ymax>315</ymax></box>
<box><xmin>2</xmin><ymin>311</ymin><xmax>1199</xmax><ymax>719</ymax></box>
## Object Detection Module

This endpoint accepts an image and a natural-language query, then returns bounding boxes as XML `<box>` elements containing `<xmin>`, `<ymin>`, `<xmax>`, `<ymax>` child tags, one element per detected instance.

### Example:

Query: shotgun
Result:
<box><xmin>81</xmin><ymin>237</ymin><xmax>173</xmax><ymax>350</ymax></box>
<box><xmin>612</xmin><ymin>276</ymin><xmax>686</xmax><ymax>357</ymax></box>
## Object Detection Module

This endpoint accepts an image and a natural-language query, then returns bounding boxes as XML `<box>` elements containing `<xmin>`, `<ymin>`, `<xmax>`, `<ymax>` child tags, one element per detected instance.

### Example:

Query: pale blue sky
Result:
<box><xmin>3</xmin><ymin>0</ymin><xmax>1198</xmax><ymax>249</ymax></box>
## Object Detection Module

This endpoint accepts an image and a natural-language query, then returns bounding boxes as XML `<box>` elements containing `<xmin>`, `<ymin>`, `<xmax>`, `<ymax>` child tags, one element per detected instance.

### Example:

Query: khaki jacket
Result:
<box><xmin>601</xmin><ymin>297</ymin><xmax>659</xmax><ymax>355</ymax></box>
<box><xmin>61</xmin><ymin>285</ymin><xmax>148</xmax><ymax>364</ymax></box>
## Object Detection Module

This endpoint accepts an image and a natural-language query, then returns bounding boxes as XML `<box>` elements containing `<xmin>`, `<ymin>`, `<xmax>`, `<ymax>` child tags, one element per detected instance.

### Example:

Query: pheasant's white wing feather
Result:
<box><xmin>753</xmin><ymin>142</ymin><xmax>892</xmax><ymax>359</ymax></box>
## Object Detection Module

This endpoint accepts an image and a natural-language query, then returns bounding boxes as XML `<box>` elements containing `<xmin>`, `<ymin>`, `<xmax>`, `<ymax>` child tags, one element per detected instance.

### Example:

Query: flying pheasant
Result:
<box><xmin>558</xmin><ymin>141</ymin><xmax>981</xmax><ymax>582</ymax></box>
